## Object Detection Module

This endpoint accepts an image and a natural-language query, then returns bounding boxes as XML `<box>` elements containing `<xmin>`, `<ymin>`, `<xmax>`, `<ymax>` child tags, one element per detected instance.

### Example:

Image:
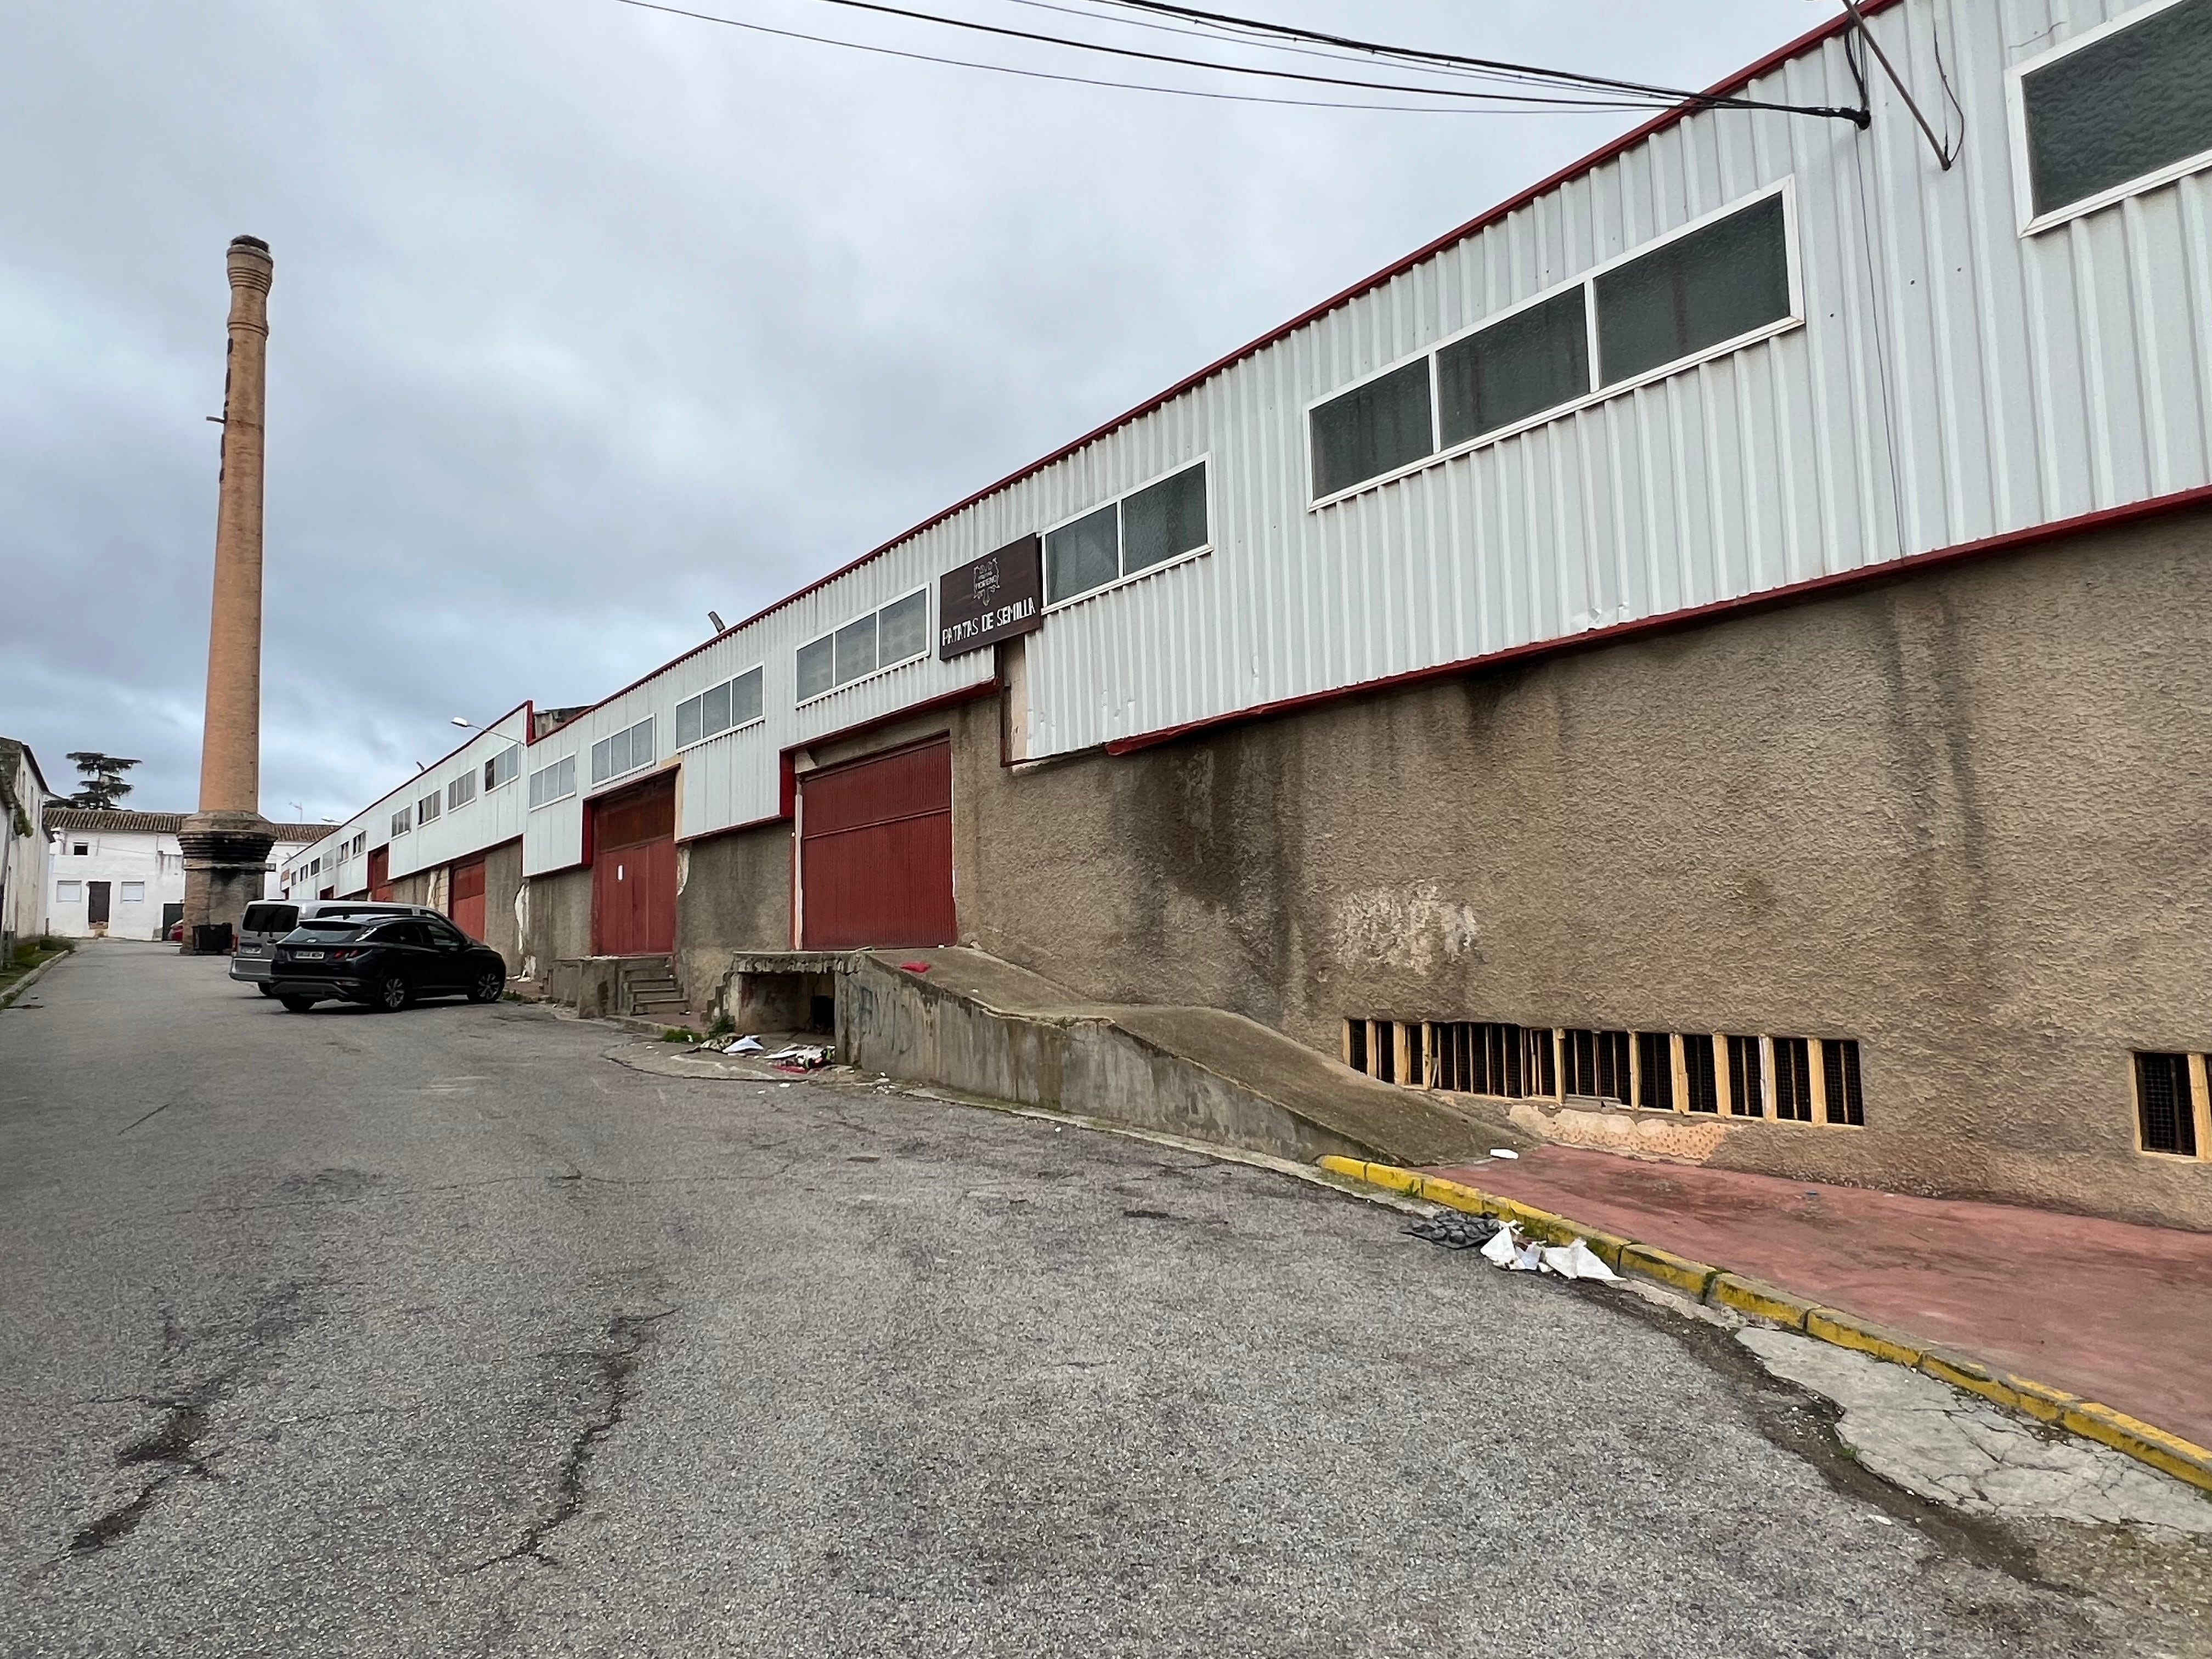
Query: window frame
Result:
<box><xmin>1039</xmin><ymin>455</ymin><xmax>1215</xmax><ymax>616</ymax></box>
<box><xmin>674</xmin><ymin>663</ymin><xmax>768</xmax><ymax>754</ymax></box>
<box><xmin>794</xmin><ymin>589</ymin><xmax>934</xmax><ymax>709</ymax></box>
<box><xmin>446</xmin><ymin>771</ymin><xmax>477</xmax><ymax>812</ymax></box>
<box><xmin>390</xmin><ymin>808</ymin><xmax>411</xmax><ymax>838</ymax></box>
<box><xmin>527</xmin><ymin>754</ymin><xmax>579</xmax><ymax>813</ymax></box>
<box><xmin>416</xmin><ymin>791</ymin><xmax>442</xmax><ymax>827</ymax></box>
<box><xmin>484</xmin><ymin>743</ymin><xmax>521</xmax><ymax>793</ymax></box>
<box><xmin>588</xmin><ymin>717</ymin><xmax>656</xmax><ymax>792</ymax></box>
<box><xmin>1305</xmin><ymin>179</ymin><xmax>1802</xmax><ymax>510</ymax></box>
<box><xmin>56</xmin><ymin>879</ymin><xmax>81</xmax><ymax>902</ymax></box>
<box><xmin>2007</xmin><ymin>0</ymin><xmax>2212</xmax><ymax>236</ymax></box>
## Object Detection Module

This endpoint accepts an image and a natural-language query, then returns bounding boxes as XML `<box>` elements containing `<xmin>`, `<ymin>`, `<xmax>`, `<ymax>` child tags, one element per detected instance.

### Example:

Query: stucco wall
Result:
<box><xmin>940</xmin><ymin>511</ymin><xmax>2212</xmax><ymax>1231</ymax></box>
<box><xmin>675</xmin><ymin>821</ymin><xmax>791</xmax><ymax>1004</ymax></box>
<box><xmin>482</xmin><ymin>839</ymin><xmax>525</xmax><ymax>974</ymax></box>
<box><xmin>524</xmin><ymin>866</ymin><xmax>592</xmax><ymax>970</ymax></box>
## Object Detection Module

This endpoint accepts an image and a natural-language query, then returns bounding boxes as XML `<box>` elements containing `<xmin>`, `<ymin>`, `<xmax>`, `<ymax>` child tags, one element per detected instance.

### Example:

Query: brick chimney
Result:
<box><xmin>179</xmin><ymin>236</ymin><xmax>278</xmax><ymax>950</ymax></box>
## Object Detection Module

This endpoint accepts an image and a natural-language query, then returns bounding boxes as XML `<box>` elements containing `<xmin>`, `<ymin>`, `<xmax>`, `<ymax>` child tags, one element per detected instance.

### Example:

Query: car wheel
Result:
<box><xmin>279</xmin><ymin>995</ymin><xmax>317</xmax><ymax>1013</ymax></box>
<box><xmin>371</xmin><ymin>972</ymin><xmax>411</xmax><ymax>1013</ymax></box>
<box><xmin>467</xmin><ymin>968</ymin><xmax>506</xmax><ymax>1004</ymax></box>
<box><xmin>257</xmin><ymin>984</ymin><xmax>280</xmax><ymax>997</ymax></box>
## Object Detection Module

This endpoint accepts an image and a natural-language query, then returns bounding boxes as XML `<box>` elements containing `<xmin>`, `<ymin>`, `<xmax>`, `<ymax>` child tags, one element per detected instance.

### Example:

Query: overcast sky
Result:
<box><xmin>2</xmin><ymin>0</ymin><xmax>1822</xmax><ymax>823</ymax></box>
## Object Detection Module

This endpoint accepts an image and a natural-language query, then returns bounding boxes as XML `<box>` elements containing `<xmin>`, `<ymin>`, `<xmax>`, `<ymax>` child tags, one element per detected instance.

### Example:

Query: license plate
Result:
<box><xmin>296</xmin><ymin>950</ymin><xmax>325</xmax><ymax>960</ymax></box>
<box><xmin>240</xmin><ymin>944</ymin><xmax>266</xmax><ymax>955</ymax></box>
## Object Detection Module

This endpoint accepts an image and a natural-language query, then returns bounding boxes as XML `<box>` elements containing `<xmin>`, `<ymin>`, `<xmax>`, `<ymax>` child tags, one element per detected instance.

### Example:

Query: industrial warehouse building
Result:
<box><xmin>285</xmin><ymin>0</ymin><xmax>2212</xmax><ymax>1230</ymax></box>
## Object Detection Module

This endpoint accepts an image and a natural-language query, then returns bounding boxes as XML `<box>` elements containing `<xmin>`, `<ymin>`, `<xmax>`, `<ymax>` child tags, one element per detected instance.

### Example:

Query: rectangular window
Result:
<box><xmin>309</xmin><ymin>857</ymin><xmax>321</xmax><ymax>875</ymax></box>
<box><xmin>1045</xmin><ymin>503</ymin><xmax>1120</xmax><ymax>605</ymax></box>
<box><xmin>1045</xmin><ymin>462</ymin><xmax>1210</xmax><ymax>606</ymax></box>
<box><xmin>590</xmin><ymin>718</ymin><xmax>653</xmax><ymax>786</ymax></box>
<box><xmin>833</xmin><ymin>613</ymin><xmax>878</xmax><ymax>685</ymax></box>
<box><xmin>391</xmin><ymin>808</ymin><xmax>411</xmax><ymax>838</ymax></box>
<box><xmin>120</xmin><ymin>881</ymin><xmax>145</xmax><ymax>901</ymax></box>
<box><xmin>447</xmin><ymin>772</ymin><xmax>476</xmax><ymax>812</ymax></box>
<box><xmin>675</xmin><ymin>665</ymin><xmax>765</xmax><ymax>750</ymax></box>
<box><xmin>2016</xmin><ymin>0</ymin><xmax>2212</xmax><ymax>229</ymax></box>
<box><xmin>2135</xmin><ymin>1052</ymin><xmax>2199</xmax><ymax>1156</ymax></box>
<box><xmin>1821</xmin><ymin>1038</ymin><xmax>1865</xmax><ymax>1127</ymax></box>
<box><xmin>1726</xmin><ymin>1035</ymin><xmax>1764</xmax><ymax>1117</ymax></box>
<box><xmin>877</xmin><ymin>590</ymin><xmax>930</xmax><ymax>664</ymax></box>
<box><xmin>1595</xmin><ymin>192</ymin><xmax>1791</xmax><ymax>387</ymax></box>
<box><xmin>1683</xmin><ymin>1034</ymin><xmax>1719</xmax><ymax>1114</ymax></box>
<box><xmin>57</xmin><ymin>880</ymin><xmax>81</xmax><ymax>902</ymax></box>
<box><xmin>797</xmin><ymin>590</ymin><xmax>933</xmax><ymax>703</ymax></box>
<box><xmin>417</xmin><ymin>792</ymin><xmax>441</xmax><ymax>827</ymax></box>
<box><xmin>1634</xmin><ymin>1031</ymin><xmax>1675</xmax><ymax>1111</ymax></box>
<box><xmin>1437</xmin><ymin>286</ymin><xmax>1590</xmax><ymax>447</ymax></box>
<box><xmin>1773</xmin><ymin>1036</ymin><xmax>1814</xmax><ymax>1122</ymax></box>
<box><xmin>795</xmin><ymin>636</ymin><xmax>834</xmax><ymax>702</ymax></box>
<box><xmin>1310</xmin><ymin>359</ymin><xmax>1434</xmax><ymax>500</ymax></box>
<box><xmin>485</xmin><ymin>744</ymin><xmax>520</xmax><ymax>792</ymax></box>
<box><xmin>528</xmin><ymin>754</ymin><xmax>578</xmax><ymax>810</ymax></box>
<box><xmin>349</xmin><ymin>832</ymin><xmax>365</xmax><ymax>858</ymax></box>
<box><xmin>1562</xmin><ymin>1029</ymin><xmax>1631</xmax><ymax>1104</ymax></box>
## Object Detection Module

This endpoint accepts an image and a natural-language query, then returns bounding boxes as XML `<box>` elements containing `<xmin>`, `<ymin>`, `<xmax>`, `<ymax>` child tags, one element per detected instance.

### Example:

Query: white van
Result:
<box><xmin>229</xmin><ymin>899</ymin><xmax>445</xmax><ymax>994</ymax></box>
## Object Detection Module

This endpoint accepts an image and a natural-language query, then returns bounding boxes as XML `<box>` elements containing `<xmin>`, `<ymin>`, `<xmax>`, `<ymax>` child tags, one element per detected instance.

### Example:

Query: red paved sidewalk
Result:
<box><xmin>1429</xmin><ymin>1147</ymin><xmax>2212</xmax><ymax>1452</ymax></box>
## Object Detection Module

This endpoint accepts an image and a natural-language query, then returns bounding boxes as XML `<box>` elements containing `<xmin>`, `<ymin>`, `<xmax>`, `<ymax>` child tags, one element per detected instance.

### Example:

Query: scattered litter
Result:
<box><xmin>1405</xmin><ymin>1214</ymin><xmax>1502</xmax><ymax>1251</ymax></box>
<box><xmin>1480</xmin><ymin>1224</ymin><xmax>1525</xmax><ymax>1269</ymax></box>
<box><xmin>778</xmin><ymin>1082</ymin><xmax>792</xmax><ymax>1088</ymax></box>
<box><xmin>1538</xmin><ymin>1239</ymin><xmax>1622</xmax><ymax>1282</ymax></box>
<box><xmin>1488</xmin><ymin>1148</ymin><xmax>1520</xmax><ymax>1160</ymax></box>
<box><xmin>763</xmin><ymin>1043</ymin><xmax>831</xmax><ymax>1070</ymax></box>
<box><xmin>899</xmin><ymin>961</ymin><xmax>932</xmax><ymax>973</ymax></box>
<box><xmin>731</xmin><ymin>1035</ymin><xmax>764</xmax><ymax>1053</ymax></box>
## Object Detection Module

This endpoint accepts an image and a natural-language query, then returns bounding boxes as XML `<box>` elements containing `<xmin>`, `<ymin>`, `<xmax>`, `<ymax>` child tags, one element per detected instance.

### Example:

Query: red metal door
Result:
<box><xmin>449</xmin><ymin>855</ymin><xmax>487</xmax><ymax>941</ymax></box>
<box><xmin>800</xmin><ymin>737</ymin><xmax>955</xmax><ymax>949</ymax></box>
<box><xmin>368</xmin><ymin>845</ymin><xmax>391</xmax><ymax>902</ymax></box>
<box><xmin>591</xmin><ymin>777</ymin><xmax>676</xmax><ymax>956</ymax></box>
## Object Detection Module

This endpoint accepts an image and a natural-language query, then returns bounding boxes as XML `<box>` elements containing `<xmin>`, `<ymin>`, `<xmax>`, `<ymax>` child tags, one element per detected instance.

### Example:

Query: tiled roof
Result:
<box><xmin>41</xmin><ymin>808</ymin><xmax>340</xmax><ymax>841</ymax></box>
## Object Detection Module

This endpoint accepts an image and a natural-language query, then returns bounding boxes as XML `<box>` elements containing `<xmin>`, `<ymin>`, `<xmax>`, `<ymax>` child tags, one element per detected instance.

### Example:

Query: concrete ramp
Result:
<box><xmin>836</xmin><ymin>947</ymin><xmax>1504</xmax><ymax>1166</ymax></box>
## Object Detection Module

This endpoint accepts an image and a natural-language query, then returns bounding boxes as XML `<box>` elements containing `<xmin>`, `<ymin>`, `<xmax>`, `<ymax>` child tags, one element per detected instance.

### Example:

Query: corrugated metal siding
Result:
<box><xmin>385</xmin><ymin>706</ymin><xmax>532</xmax><ymax>881</ymax></box>
<box><xmin>409</xmin><ymin>0</ymin><xmax>2212</xmax><ymax>877</ymax></box>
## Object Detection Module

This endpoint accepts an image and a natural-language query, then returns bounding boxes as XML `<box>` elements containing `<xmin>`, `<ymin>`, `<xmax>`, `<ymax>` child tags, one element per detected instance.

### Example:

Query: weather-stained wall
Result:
<box><xmin>675</xmin><ymin>822</ymin><xmax>792</xmax><ymax>1007</ymax></box>
<box><xmin>941</xmin><ymin>509</ymin><xmax>2212</xmax><ymax>1232</ymax></box>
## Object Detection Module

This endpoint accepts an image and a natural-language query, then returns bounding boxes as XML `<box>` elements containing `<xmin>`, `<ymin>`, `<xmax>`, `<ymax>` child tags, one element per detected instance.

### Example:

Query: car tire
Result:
<box><xmin>257</xmin><ymin>984</ymin><xmax>280</xmax><ymax>997</ymax></box>
<box><xmin>467</xmin><ymin>968</ymin><xmax>506</xmax><ymax>1004</ymax></box>
<box><xmin>279</xmin><ymin>995</ymin><xmax>317</xmax><ymax>1013</ymax></box>
<box><xmin>370</xmin><ymin>973</ymin><xmax>410</xmax><ymax>1013</ymax></box>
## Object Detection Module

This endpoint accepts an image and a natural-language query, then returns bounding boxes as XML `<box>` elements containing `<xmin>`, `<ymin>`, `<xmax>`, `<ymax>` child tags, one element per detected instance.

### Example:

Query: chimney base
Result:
<box><xmin>179</xmin><ymin>809</ymin><xmax>275</xmax><ymax>953</ymax></box>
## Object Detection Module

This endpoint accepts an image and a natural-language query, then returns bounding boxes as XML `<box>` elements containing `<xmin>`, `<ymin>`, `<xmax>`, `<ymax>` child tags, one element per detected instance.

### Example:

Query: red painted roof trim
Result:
<box><xmin>1105</xmin><ymin>483</ymin><xmax>2212</xmax><ymax>756</ymax></box>
<box><xmin>563</xmin><ymin>3</ymin><xmax>1896</xmax><ymax>724</ymax></box>
<box><xmin>312</xmin><ymin>698</ymin><xmax>537</xmax><ymax>856</ymax></box>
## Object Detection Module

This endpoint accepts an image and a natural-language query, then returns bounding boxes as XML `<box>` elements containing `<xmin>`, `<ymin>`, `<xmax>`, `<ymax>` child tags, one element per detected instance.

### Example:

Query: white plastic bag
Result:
<box><xmin>1539</xmin><ymin>1238</ymin><xmax>1622</xmax><ymax>1282</ymax></box>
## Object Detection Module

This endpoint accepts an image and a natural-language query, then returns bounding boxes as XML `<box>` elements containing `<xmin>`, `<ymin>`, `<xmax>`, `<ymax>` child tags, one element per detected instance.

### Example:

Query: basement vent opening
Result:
<box><xmin>1343</xmin><ymin>1018</ymin><xmax>1869</xmax><ymax>1129</ymax></box>
<box><xmin>2135</xmin><ymin>1052</ymin><xmax>2203</xmax><ymax>1158</ymax></box>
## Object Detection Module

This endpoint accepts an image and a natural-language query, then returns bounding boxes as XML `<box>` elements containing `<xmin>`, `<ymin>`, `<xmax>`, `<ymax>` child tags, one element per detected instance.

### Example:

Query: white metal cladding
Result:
<box><xmin>386</xmin><ymin>706</ymin><xmax>533</xmax><ymax>881</ymax></box>
<box><xmin>370</xmin><ymin>0</ymin><xmax>2212</xmax><ymax>864</ymax></box>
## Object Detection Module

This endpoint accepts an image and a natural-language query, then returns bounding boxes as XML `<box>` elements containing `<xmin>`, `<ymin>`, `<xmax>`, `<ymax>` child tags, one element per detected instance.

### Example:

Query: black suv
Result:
<box><xmin>269</xmin><ymin>914</ymin><xmax>507</xmax><ymax>1013</ymax></box>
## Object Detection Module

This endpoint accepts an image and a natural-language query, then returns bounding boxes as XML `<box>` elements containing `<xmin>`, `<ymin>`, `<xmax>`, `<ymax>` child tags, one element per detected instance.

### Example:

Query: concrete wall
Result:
<box><xmin>524</xmin><ymin>866</ymin><xmax>592</xmax><ymax>973</ymax></box>
<box><xmin>674</xmin><ymin>821</ymin><xmax>791</xmax><ymax>1007</ymax></box>
<box><xmin>936</xmin><ymin>510</ymin><xmax>2212</xmax><ymax>1231</ymax></box>
<box><xmin>482</xmin><ymin>839</ymin><xmax>525</xmax><ymax>974</ymax></box>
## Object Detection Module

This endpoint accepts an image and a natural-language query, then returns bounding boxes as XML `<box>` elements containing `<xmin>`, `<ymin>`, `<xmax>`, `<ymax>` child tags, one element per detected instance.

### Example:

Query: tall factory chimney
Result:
<box><xmin>179</xmin><ymin>236</ymin><xmax>278</xmax><ymax>950</ymax></box>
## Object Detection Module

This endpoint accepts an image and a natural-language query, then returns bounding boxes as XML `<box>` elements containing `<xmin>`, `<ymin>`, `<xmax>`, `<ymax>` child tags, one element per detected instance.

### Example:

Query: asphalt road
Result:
<box><xmin>0</xmin><ymin>940</ymin><xmax>2188</xmax><ymax>1656</ymax></box>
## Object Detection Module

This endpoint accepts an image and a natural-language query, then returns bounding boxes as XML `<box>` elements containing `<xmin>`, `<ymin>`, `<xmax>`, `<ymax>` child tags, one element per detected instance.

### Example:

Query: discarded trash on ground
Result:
<box><xmin>765</xmin><ymin>1043</ymin><xmax>832</xmax><ymax>1071</ymax></box>
<box><xmin>899</xmin><ymin>961</ymin><xmax>932</xmax><ymax>973</ymax></box>
<box><xmin>1474</xmin><ymin>1220</ymin><xmax>1621</xmax><ymax>1282</ymax></box>
<box><xmin>1406</xmin><ymin>1214</ymin><xmax>1503</xmax><ymax>1251</ymax></box>
<box><xmin>1488</xmin><ymin>1148</ymin><xmax>1520</xmax><ymax>1160</ymax></box>
<box><xmin>731</xmin><ymin>1034</ymin><xmax>764</xmax><ymax>1053</ymax></box>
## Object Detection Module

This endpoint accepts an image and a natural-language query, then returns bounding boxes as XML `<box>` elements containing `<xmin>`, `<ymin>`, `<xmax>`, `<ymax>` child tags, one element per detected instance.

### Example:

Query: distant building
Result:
<box><xmin>1</xmin><ymin>738</ymin><xmax>59</xmax><ymax>956</ymax></box>
<box><xmin>43</xmin><ymin>810</ymin><xmax>330</xmax><ymax>940</ymax></box>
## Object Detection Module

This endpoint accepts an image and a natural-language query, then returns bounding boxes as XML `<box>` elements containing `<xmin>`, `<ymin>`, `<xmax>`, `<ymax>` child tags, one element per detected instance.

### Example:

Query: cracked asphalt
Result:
<box><xmin>2</xmin><ymin>940</ymin><xmax>2205</xmax><ymax>1657</ymax></box>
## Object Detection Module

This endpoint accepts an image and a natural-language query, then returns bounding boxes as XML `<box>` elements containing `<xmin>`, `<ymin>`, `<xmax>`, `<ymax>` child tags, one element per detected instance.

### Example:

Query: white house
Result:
<box><xmin>44</xmin><ymin>810</ymin><xmax>331</xmax><ymax>940</ymax></box>
<box><xmin>1</xmin><ymin>738</ymin><xmax>59</xmax><ymax>956</ymax></box>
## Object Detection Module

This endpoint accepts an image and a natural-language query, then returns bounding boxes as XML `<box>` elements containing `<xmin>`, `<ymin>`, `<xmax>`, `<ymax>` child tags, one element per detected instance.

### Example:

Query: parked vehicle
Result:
<box><xmin>268</xmin><ymin>914</ymin><xmax>507</xmax><ymax>1013</ymax></box>
<box><xmin>229</xmin><ymin>900</ymin><xmax>444</xmax><ymax>995</ymax></box>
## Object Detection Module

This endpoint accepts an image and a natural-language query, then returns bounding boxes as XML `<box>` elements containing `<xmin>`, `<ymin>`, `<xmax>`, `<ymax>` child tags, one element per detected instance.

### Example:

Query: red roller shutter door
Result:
<box><xmin>449</xmin><ymin>855</ymin><xmax>487</xmax><ymax>941</ymax></box>
<box><xmin>800</xmin><ymin>738</ymin><xmax>955</xmax><ymax>950</ymax></box>
<box><xmin>591</xmin><ymin>777</ymin><xmax>676</xmax><ymax>956</ymax></box>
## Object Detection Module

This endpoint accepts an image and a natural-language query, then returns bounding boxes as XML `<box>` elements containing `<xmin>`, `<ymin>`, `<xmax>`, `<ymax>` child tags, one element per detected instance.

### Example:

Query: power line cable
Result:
<box><xmin>1092</xmin><ymin>0</ymin><xmax>1870</xmax><ymax>122</ymax></box>
<box><xmin>742</xmin><ymin>0</ymin><xmax>1695</xmax><ymax>108</ymax></box>
<box><xmin>613</xmin><ymin>0</ymin><xmax>1645</xmax><ymax>111</ymax></box>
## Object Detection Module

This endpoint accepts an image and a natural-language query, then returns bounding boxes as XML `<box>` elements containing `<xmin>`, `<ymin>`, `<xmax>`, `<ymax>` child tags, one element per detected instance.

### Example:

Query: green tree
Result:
<box><xmin>64</xmin><ymin>752</ymin><xmax>140</xmax><ymax>811</ymax></box>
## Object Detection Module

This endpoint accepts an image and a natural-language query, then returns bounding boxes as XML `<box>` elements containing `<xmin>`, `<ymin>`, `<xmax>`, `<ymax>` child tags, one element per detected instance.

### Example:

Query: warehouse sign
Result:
<box><xmin>938</xmin><ymin>534</ymin><xmax>1043</xmax><ymax>659</ymax></box>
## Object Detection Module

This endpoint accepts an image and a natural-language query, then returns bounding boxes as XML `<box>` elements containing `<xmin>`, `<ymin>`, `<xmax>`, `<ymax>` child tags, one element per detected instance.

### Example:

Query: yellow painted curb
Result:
<box><xmin>1320</xmin><ymin>1155</ymin><xmax>2212</xmax><ymax>1499</ymax></box>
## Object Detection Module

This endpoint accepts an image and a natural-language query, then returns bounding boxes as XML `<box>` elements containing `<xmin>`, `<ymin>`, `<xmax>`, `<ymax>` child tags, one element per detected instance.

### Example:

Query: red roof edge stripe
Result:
<box><xmin>568</xmin><ymin>2</ymin><xmax>1893</xmax><ymax>723</ymax></box>
<box><xmin>313</xmin><ymin>698</ymin><xmax>537</xmax><ymax>849</ymax></box>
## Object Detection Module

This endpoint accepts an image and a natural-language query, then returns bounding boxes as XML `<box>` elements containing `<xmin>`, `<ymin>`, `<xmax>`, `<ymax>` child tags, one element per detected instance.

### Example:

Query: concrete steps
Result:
<box><xmin>618</xmin><ymin>957</ymin><xmax>687</xmax><ymax>1018</ymax></box>
<box><xmin>833</xmin><ymin>947</ymin><xmax>1509</xmax><ymax>1167</ymax></box>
